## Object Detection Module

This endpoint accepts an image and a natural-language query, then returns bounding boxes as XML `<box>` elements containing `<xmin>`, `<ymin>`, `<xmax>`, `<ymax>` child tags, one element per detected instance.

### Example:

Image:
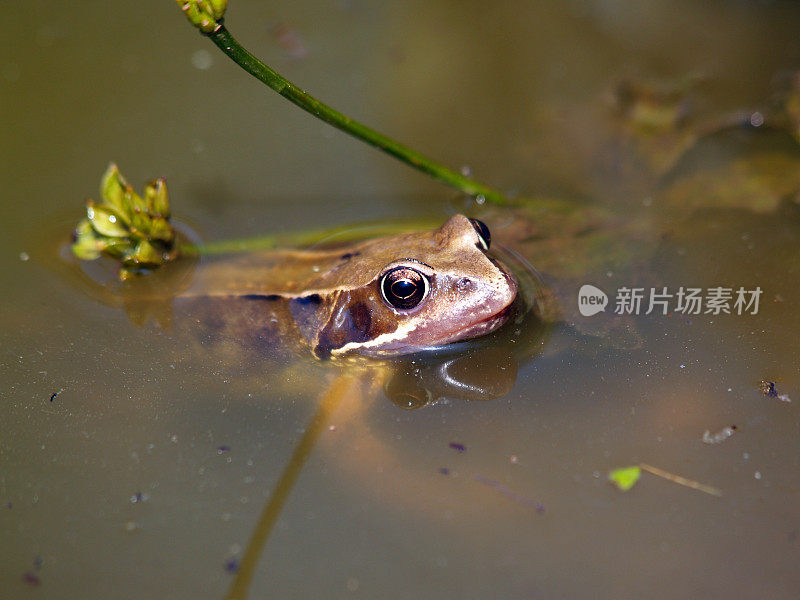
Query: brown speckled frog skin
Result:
<box><xmin>179</xmin><ymin>215</ymin><xmax>518</xmax><ymax>358</ymax></box>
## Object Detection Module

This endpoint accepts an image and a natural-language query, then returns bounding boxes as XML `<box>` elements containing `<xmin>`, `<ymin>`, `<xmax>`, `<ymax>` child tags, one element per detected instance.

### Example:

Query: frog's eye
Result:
<box><xmin>380</xmin><ymin>267</ymin><xmax>429</xmax><ymax>310</ymax></box>
<box><xmin>468</xmin><ymin>218</ymin><xmax>491</xmax><ymax>251</ymax></box>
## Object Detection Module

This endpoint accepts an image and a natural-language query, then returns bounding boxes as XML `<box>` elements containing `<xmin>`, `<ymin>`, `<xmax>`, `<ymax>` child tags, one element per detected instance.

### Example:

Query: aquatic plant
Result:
<box><xmin>72</xmin><ymin>164</ymin><xmax>178</xmax><ymax>279</ymax></box>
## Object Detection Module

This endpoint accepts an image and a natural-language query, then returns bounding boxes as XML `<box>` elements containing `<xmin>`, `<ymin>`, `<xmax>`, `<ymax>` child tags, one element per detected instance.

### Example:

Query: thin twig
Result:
<box><xmin>639</xmin><ymin>463</ymin><xmax>722</xmax><ymax>497</ymax></box>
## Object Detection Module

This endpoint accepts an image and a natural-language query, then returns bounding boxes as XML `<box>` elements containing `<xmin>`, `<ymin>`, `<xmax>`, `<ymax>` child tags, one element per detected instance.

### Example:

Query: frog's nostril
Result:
<box><xmin>456</xmin><ymin>277</ymin><xmax>473</xmax><ymax>292</ymax></box>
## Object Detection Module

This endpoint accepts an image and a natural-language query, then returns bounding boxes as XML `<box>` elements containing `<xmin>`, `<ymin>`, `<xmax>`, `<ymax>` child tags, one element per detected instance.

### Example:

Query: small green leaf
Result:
<box><xmin>608</xmin><ymin>466</ymin><xmax>642</xmax><ymax>492</ymax></box>
<box><xmin>209</xmin><ymin>0</ymin><xmax>227</xmax><ymax>19</ymax></box>
<box><xmin>100</xmin><ymin>237</ymin><xmax>135</xmax><ymax>259</ymax></box>
<box><xmin>145</xmin><ymin>178</ymin><xmax>170</xmax><ymax>218</ymax></box>
<box><xmin>128</xmin><ymin>239</ymin><xmax>161</xmax><ymax>266</ymax></box>
<box><xmin>125</xmin><ymin>187</ymin><xmax>147</xmax><ymax>213</ymax></box>
<box><xmin>130</xmin><ymin>208</ymin><xmax>151</xmax><ymax>239</ymax></box>
<box><xmin>71</xmin><ymin>219</ymin><xmax>102</xmax><ymax>260</ymax></box>
<box><xmin>87</xmin><ymin>201</ymin><xmax>130</xmax><ymax>238</ymax></box>
<box><xmin>100</xmin><ymin>163</ymin><xmax>130</xmax><ymax>220</ymax></box>
<box><xmin>148</xmin><ymin>216</ymin><xmax>174</xmax><ymax>242</ymax></box>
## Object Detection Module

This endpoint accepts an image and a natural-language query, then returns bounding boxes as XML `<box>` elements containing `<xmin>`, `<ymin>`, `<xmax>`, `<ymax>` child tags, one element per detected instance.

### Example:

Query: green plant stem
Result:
<box><xmin>206</xmin><ymin>24</ymin><xmax>508</xmax><ymax>204</ymax></box>
<box><xmin>179</xmin><ymin>216</ymin><xmax>441</xmax><ymax>256</ymax></box>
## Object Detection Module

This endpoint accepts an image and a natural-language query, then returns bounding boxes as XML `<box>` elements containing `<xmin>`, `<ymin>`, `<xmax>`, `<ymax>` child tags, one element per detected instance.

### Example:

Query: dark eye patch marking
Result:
<box><xmin>348</xmin><ymin>302</ymin><xmax>372</xmax><ymax>341</ymax></box>
<box><xmin>294</xmin><ymin>293</ymin><xmax>322</xmax><ymax>305</ymax></box>
<box><xmin>316</xmin><ymin>300</ymin><xmax>374</xmax><ymax>355</ymax></box>
<box><xmin>242</xmin><ymin>293</ymin><xmax>281</xmax><ymax>301</ymax></box>
<box><xmin>314</xmin><ymin>291</ymin><xmax>397</xmax><ymax>357</ymax></box>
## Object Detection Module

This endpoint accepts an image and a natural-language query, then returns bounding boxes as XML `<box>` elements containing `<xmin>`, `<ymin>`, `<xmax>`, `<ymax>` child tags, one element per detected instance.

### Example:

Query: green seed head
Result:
<box><xmin>72</xmin><ymin>164</ymin><xmax>179</xmax><ymax>279</ymax></box>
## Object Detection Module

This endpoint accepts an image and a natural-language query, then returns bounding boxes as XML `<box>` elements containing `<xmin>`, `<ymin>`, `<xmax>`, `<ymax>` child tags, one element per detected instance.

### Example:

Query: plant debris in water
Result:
<box><xmin>609</xmin><ymin>463</ymin><xmax>722</xmax><ymax>496</ymax></box>
<box><xmin>608</xmin><ymin>465</ymin><xmax>642</xmax><ymax>491</ymax></box>
<box><xmin>224</xmin><ymin>557</ymin><xmax>240</xmax><ymax>574</ymax></box>
<box><xmin>759</xmin><ymin>380</ymin><xmax>778</xmax><ymax>396</ymax></box>
<box><xmin>448</xmin><ymin>442</ymin><xmax>466</xmax><ymax>453</ymax></box>
<box><xmin>702</xmin><ymin>425</ymin><xmax>738</xmax><ymax>444</ymax></box>
<box><xmin>72</xmin><ymin>164</ymin><xmax>178</xmax><ymax>280</ymax></box>
<box><xmin>473</xmin><ymin>474</ymin><xmax>545</xmax><ymax>513</ymax></box>
<box><xmin>759</xmin><ymin>380</ymin><xmax>792</xmax><ymax>402</ymax></box>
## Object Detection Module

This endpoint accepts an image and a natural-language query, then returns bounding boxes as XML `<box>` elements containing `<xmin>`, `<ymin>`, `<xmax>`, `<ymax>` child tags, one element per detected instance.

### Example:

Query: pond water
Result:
<box><xmin>2</xmin><ymin>1</ymin><xmax>800</xmax><ymax>598</ymax></box>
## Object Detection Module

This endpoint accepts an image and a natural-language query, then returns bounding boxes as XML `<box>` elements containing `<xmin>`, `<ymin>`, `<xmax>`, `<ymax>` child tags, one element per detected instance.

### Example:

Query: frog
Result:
<box><xmin>176</xmin><ymin>214</ymin><xmax>518</xmax><ymax>359</ymax></box>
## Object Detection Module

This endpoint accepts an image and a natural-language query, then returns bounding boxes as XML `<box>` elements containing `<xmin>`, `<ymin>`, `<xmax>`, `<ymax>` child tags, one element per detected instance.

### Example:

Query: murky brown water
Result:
<box><xmin>3</xmin><ymin>1</ymin><xmax>800</xmax><ymax>598</ymax></box>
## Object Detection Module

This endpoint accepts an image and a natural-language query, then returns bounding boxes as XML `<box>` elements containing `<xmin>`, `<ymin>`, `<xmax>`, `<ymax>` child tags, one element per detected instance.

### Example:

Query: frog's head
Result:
<box><xmin>299</xmin><ymin>214</ymin><xmax>518</xmax><ymax>357</ymax></box>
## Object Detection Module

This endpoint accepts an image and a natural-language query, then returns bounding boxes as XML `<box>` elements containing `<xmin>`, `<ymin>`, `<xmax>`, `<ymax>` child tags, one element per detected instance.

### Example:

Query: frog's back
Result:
<box><xmin>173</xmin><ymin>294</ymin><xmax>311</xmax><ymax>361</ymax></box>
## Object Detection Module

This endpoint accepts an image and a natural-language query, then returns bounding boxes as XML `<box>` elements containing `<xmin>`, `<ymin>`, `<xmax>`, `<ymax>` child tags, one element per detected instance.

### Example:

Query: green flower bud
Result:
<box><xmin>125</xmin><ymin>186</ymin><xmax>148</xmax><ymax>214</ymax></box>
<box><xmin>148</xmin><ymin>216</ymin><xmax>173</xmax><ymax>242</ymax></box>
<box><xmin>130</xmin><ymin>208</ymin><xmax>152</xmax><ymax>239</ymax></box>
<box><xmin>129</xmin><ymin>239</ymin><xmax>161</xmax><ymax>266</ymax></box>
<box><xmin>209</xmin><ymin>0</ymin><xmax>227</xmax><ymax>18</ymax></box>
<box><xmin>100</xmin><ymin>163</ymin><xmax>130</xmax><ymax>219</ymax></box>
<box><xmin>145</xmin><ymin>178</ymin><xmax>170</xmax><ymax>218</ymax></box>
<box><xmin>176</xmin><ymin>0</ymin><xmax>227</xmax><ymax>33</ymax></box>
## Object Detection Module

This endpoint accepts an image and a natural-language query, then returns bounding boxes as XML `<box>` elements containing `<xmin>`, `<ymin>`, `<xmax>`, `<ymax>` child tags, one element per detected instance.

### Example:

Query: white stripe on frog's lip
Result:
<box><xmin>330</xmin><ymin>298</ymin><xmax>515</xmax><ymax>357</ymax></box>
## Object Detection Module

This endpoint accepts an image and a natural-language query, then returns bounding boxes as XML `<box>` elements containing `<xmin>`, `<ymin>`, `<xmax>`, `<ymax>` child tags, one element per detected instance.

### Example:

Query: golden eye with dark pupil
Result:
<box><xmin>380</xmin><ymin>267</ymin><xmax>428</xmax><ymax>310</ymax></box>
<box><xmin>468</xmin><ymin>218</ymin><xmax>491</xmax><ymax>250</ymax></box>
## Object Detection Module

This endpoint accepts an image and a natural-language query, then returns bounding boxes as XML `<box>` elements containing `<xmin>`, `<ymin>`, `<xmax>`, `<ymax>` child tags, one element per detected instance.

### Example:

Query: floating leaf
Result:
<box><xmin>608</xmin><ymin>465</ymin><xmax>642</xmax><ymax>492</ymax></box>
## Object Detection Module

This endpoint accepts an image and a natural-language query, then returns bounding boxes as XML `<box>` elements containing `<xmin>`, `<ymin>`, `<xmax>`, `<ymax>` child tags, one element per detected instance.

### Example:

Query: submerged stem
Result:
<box><xmin>205</xmin><ymin>24</ymin><xmax>509</xmax><ymax>205</ymax></box>
<box><xmin>224</xmin><ymin>374</ymin><xmax>362</xmax><ymax>600</ymax></box>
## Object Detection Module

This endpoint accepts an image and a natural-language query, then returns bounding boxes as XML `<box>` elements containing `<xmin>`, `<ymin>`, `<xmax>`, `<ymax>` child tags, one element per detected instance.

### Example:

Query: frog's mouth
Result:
<box><xmin>368</xmin><ymin>289</ymin><xmax>518</xmax><ymax>357</ymax></box>
<box><xmin>446</xmin><ymin>301</ymin><xmax>516</xmax><ymax>344</ymax></box>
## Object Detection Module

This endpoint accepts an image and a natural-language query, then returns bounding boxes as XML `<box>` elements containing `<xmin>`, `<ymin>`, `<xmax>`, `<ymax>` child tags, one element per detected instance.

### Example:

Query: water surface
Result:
<box><xmin>2</xmin><ymin>1</ymin><xmax>799</xmax><ymax>598</ymax></box>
